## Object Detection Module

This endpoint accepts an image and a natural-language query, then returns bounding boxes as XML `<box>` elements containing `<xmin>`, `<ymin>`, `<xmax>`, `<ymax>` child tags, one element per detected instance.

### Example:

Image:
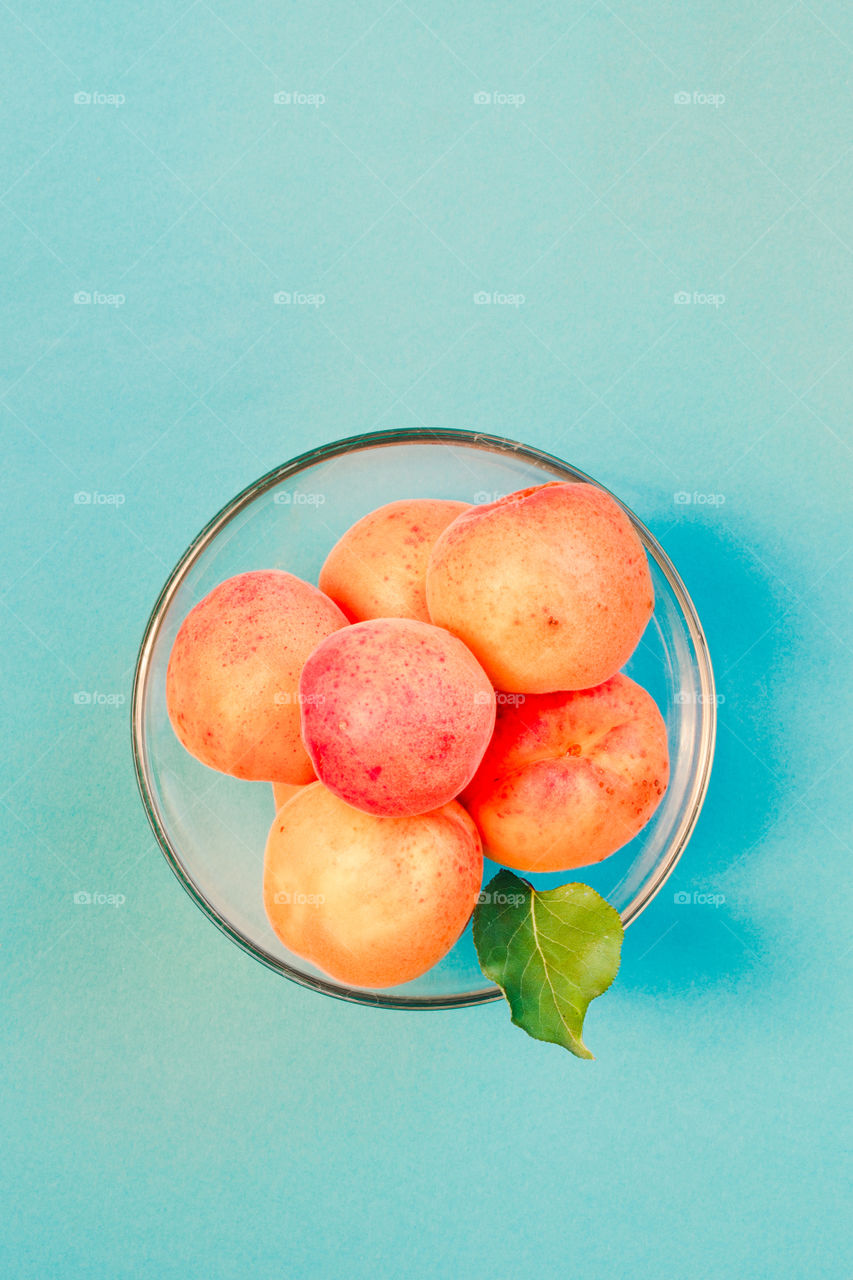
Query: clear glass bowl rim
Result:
<box><xmin>131</xmin><ymin>428</ymin><xmax>717</xmax><ymax>1010</ymax></box>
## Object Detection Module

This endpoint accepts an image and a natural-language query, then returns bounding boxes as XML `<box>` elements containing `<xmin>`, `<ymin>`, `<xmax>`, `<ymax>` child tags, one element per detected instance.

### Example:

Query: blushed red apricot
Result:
<box><xmin>263</xmin><ymin>783</ymin><xmax>483</xmax><ymax>988</ymax></box>
<box><xmin>426</xmin><ymin>483</ymin><xmax>654</xmax><ymax>692</ymax></box>
<box><xmin>299</xmin><ymin>618</ymin><xmax>496</xmax><ymax>816</ymax></box>
<box><xmin>319</xmin><ymin>498</ymin><xmax>469</xmax><ymax>623</ymax></box>
<box><xmin>166</xmin><ymin>570</ymin><xmax>347</xmax><ymax>782</ymax></box>
<box><xmin>462</xmin><ymin>673</ymin><xmax>669</xmax><ymax>873</ymax></box>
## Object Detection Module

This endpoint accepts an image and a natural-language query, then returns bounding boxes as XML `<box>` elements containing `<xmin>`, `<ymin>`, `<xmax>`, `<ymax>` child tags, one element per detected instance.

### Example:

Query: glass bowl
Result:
<box><xmin>132</xmin><ymin>429</ymin><xmax>716</xmax><ymax>1008</ymax></box>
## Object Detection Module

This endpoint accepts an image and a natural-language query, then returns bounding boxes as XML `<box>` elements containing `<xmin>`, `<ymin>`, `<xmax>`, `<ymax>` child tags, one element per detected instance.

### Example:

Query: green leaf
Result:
<box><xmin>473</xmin><ymin>869</ymin><xmax>623</xmax><ymax>1059</ymax></box>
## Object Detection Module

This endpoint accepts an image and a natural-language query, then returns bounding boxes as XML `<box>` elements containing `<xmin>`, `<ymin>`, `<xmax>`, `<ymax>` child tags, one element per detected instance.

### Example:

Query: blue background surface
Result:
<box><xmin>2</xmin><ymin>3</ymin><xmax>851</xmax><ymax>1277</ymax></box>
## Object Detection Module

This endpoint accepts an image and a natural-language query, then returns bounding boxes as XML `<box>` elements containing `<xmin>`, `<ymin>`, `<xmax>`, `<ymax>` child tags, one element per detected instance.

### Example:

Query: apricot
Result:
<box><xmin>263</xmin><ymin>783</ymin><xmax>483</xmax><ymax>987</ymax></box>
<box><xmin>426</xmin><ymin>483</ymin><xmax>654</xmax><ymax>692</ymax></box>
<box><xmin>319</xmin><ymin>498</ymin><xmax>469</xmax><ymax>623</ymax></box>
<box><xmin>271</xmin><ymin>780</ymin><xmax>309</xmax><ymax>812</ymax></box>
<box><xmin>462</xmin><ymin>673</ymin><xmax>669</xmax><ymax>872</ymax></box>
<box><xmin>166</xmin><ymin>570</ymin><xmax>347</xmax><ymax>782</ymax></box>
<box><xmin>299</xmin><ymin>618</ymin><xmax>496</xmax><ymax>816</ymax></box>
